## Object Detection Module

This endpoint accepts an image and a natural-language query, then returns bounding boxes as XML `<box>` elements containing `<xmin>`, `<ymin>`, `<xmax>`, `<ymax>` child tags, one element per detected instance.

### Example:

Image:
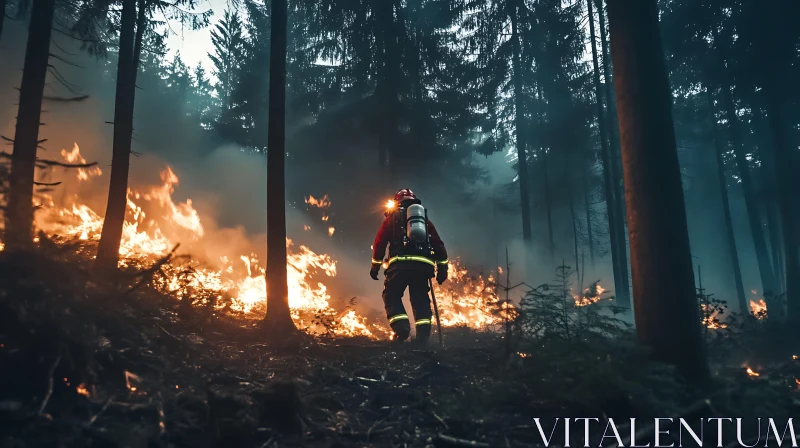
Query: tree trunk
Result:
<box><xmin>95</xmin><ymin>0</ymin><xmax>140</xmax><ymax>270</ymax></box>
<box><xmin>375</xmin><ymin>0</ymin><xmax>399</xmax><ymax>179</ymax></box>
<box><xmin>0</xmin><ymin>0</ymin><xmax>6</xmax><ymax>41</ymax></box>
<box><xmin>717</xmin><ymin>72</ymin><xmax>778</xmax><ymax>310</ymax></box>
<box><xmin>262</xmin><ymin>0</ymin><xmax>295</xmax><ymax>332</ymax></box>
<box><xmin>606</xmin><ymin>0</ymin><xmax>709</xmax><ymax>382</ymax></box>
<box><xmin>765</xmin><ymin>196</ymin><xmax>785</xmax><ymax>295</ymax></box>
<box><xmin>763</xmin><ymin>83</ymin><xmax>800</xmax><ymax>327</ymax></box>
<box><xmin>588</xmin><ymin>0</ymin><xmax>624</xmax><ymax>301</ymax></box>
<box><xmin>536</xmin><ymin>82</ymin><xmax>555</xmax><ymax>260</ymax></box>
<box><xmin>510</xmin><ymin>3</ymin><xmax>532</xmax><ymax>242</ymax></box>
<box><xmin>706</xmin><ymin>88</ymin><xmax>747</xmax><ymax>314</ymax></box>
<box><xmin>597</xmin><ymin>0</ymin><xmax>630</xmax><ymax>306</ymax></box>
<box><xmin>131</xmin><ymin>0</ymin><xmax>146</xmax><ymax>85</ymax></box>
<box><xmin>758</xmin><ymin>29</ymin><xmax>799</xmax><ymax>328</ymax></box>
<box><xmin>751</xmin><ymin>106</ymin><xmax>785</xmax><ymax>293</ymax></box>
<box><xmin>581</xmin><ymin>166</ymin><xmax>594</xmax><ymax>265</ymax></box>
<box><xmin>566</xmin><ymin>157</ymin><xmax>581</xmax><ymax>288</ymax></box>
<box><xmin>5</xmin><ymin>0</ymin><xmax>56</xmax><ymax>249</ymax></box>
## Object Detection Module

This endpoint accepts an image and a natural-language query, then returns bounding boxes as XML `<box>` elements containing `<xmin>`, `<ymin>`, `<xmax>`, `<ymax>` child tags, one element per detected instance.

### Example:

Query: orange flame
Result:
<box><xmin>749</xmin><ymin>299</ymin><xmax>767</xmax><ymax>319</ymax></box>
<box><xmin>573</xmin><ymin>283</ymin><xmax>608</xmax><ymax>307</ymax></box>
<box><xmin>700</xmin><ymin>303</ymin><xmax>728</xmax><ymax>329</ymax></box>
<box><xmin>76</xmin><ymin>383</ymin><xmax>91</xmax><ymax>397</ymax></box>
<box><xmin>60</xmin><ymin>143</ymin><xmax>102</xmax><ymax>181</ymax></box>
<box><xmin>434</xmin><ymin>262</ymin><xmax>511</xmax><ymax>328</ymax></box>
<box><xmin>745</xmin><ymin>367</ymin><xmax>760</xmax><ymax>377</ymax></box>
<box><xmin>305</xmin><ymin>194</ymin><xmax>331</xmax><ymax>209</ymax></box>
<box><xmin>4</xmin><ymin>147</ymin><xmax>510</xmax><ymax>339</ymax></box>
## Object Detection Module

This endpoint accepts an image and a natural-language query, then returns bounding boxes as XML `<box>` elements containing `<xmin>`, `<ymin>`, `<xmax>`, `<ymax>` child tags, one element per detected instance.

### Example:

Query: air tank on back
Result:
<box><xmin>406</xmin><ymin>204</ymin><xmax>427</xmax><ymax>242</ymax></box>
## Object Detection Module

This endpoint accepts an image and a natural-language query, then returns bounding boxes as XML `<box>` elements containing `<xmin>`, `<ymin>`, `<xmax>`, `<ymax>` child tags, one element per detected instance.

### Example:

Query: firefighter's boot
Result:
<box><xmin>390</xmin><ymin>317</ymin><xmax>411</xmax><ymax>344</ymax></box>
<box><xmin>415</xmin><ymin>320</ymin><xmax>432</xmax><ymax>346</ymax></box>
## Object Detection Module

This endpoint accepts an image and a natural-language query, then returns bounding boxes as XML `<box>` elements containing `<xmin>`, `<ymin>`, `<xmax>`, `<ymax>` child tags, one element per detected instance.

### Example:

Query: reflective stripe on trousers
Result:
<box><xmin>389</xmin><ymin>314</ymin><xmax>409</xmax><ymax>324</ymax></box>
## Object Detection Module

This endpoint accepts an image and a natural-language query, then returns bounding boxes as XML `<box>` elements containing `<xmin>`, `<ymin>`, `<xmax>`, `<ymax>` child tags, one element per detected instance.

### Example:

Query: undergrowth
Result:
<box><xmin>0</xmin><ymin>249</ymin><xmax>798</xmax><ymax>447</ymax></box>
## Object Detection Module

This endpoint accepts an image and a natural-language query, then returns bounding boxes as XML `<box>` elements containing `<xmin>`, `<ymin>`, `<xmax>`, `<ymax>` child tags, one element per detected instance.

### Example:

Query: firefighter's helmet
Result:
<box><xmin>394</xmin><ymin>189</ymin><xmax>417</xmax><ymax>203</ymax></box>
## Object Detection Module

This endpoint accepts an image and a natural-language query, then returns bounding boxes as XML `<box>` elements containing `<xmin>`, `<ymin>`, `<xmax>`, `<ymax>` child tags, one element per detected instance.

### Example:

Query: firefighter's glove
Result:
<box><xmin>370</xmin><ymin>263</ymin><xmax>381</xmax><ymax>281</ymax></box>
<box><xmin>436</xmin><ymin>264</ymin><xmax>448</xmax><ymax>285</ymax></box>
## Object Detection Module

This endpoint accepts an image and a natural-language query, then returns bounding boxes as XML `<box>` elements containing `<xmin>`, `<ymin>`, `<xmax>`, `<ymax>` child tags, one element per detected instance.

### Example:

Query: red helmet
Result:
<box><xmin>394</xmin><ymin>189</ymin><xmax>417</xmax><ymax>203</ymax></box>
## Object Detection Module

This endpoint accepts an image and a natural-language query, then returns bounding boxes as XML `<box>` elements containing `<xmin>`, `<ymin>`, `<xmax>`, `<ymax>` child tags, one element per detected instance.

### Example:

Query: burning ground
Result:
<box><xmin>2</xmin><ymin>149</ymin><xmax>800</xmax><ymax>446</ymax></box>
<box><xmin>4</xmin><ymin>144</ymin><xmax>512</xmax><ymax>339</ymax></box>
<box><xmin>1</xmin><ymin>246</ymin><xmax>800</xmax><ymax>448</ymax></box>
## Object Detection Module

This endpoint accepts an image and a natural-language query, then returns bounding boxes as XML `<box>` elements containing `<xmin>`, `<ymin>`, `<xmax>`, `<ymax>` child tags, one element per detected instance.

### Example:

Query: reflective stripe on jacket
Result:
<box><xmin>371</xmin><ymin>209</ymin><xmax>448</xmax><ymax>268</ymax></box>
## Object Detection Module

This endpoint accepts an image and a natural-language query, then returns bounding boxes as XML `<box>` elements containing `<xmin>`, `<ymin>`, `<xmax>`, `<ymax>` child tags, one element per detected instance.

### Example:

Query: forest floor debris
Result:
<box><xmin>1</xmin><ymin>247</ymin><xmax>799</xmax><ymax>448</ymax></box>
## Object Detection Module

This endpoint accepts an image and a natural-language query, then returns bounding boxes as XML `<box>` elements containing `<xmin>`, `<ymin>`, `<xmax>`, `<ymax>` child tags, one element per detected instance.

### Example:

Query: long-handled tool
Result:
<box><xmin>423</xmin><ymin>206</ymin><xmax>443</xmax><ymax>347</ymax></box>
<box><xmin>429</xmin><ymin>278</ymin><xmax>443</xmax><ymax>346</ymax></box>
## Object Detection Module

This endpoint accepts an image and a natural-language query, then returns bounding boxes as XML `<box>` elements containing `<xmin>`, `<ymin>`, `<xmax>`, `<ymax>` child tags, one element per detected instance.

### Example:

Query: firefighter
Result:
<box><xmin>370</xmin><ymin>189</ymin><xmax>449</xmax><ymax>345</ymax></box>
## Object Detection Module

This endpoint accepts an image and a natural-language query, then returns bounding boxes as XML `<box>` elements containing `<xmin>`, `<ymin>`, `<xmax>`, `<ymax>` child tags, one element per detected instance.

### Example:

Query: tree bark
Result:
<box><xmin>566</xmin><ymin>157</ymin><xmax>580</xmax><ymax>288</ymax></box>
<box><xmin>763</xmin><ymin>81</ymin><xmax>800</xmax><ymax>327</ymax></box>
<box><xmin>5</xmin><ymin>0</ymin><xmax>56</xmax><ymax>249</ymax></box>
<box><xmin>596</xmin><ymin>0</ymin><xmax>630</xmax><ymax>306</ymax></box>
<box><xmin>0</xmin><ymin>0</ymin><xmax>6</xmax><ymax>41</ymax></box>
<box><xmin>587</xmin><ymin>0</ymin><xmax>624</xmax><ymax>301</ymax></box>
<box><xmin>751</xmin><ymin>106</ymin><xmax>785</xmax><ymax>293</ymax></box>
<box><xmin>262</xmin><ymin>0</ymin><xmax>295</xmax><ymax>332</ymax></box>
<box><xmin>510</xmin><ymin>2</ymin><xmax>532</xmax><ymax>242</ymax></box>
<box><xmin>706</xmin><ymin>88</ymin><xmax>747</xmax><ymax>314</ymax></box>
<box><xmin>717</xmin><ymin>71</ymin><xmax>778</xmax><ymax>309</ymax></box>
<box><xmin>757</xmin><ymin>10</ymin><xmax>799</xmax><ymax>327</ymax></box>
<box><xmin>131</xmin><ymin>0</ymin><xmax>146</xmax><ymax>85</ymax></box>
<box><xmin>536</xmin><ymin>82</ymin><xmax>555</xmax><ymax>260</ymax></box>
<box><xmin>606</xmin><ymin>0</ymin><xmax>709</xmax><ymax>382</ymax></box>
<box><xmin>581</xmin><ymin>166</ymin><xmax>594</xmax><ymax>265</ymax></box>
<box><xmin>375</xmin><ymin>0</ymin><xmax>399</xmax><ymax>179</ymax></box>
<box><xmin>95</xmin><ymin>0</ymin><xmax>140</xmax><ymax>270</ymax></box>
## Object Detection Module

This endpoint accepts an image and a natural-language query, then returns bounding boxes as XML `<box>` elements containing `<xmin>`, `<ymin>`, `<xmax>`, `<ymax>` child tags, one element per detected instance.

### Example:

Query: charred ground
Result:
<box><xmin>1</xmin><ymin>244</ymin><xmax>799</xmax><ymax>448</ymax></box>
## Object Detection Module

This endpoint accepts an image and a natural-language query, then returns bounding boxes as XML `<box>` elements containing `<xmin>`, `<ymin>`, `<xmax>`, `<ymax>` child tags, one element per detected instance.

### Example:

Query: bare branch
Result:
<box><xmin>43</xmin><ymin>95</ymin><xmax>90</xmax><ymax>102</ymax></box>
<box><xmin>0</xmin><ymin>152</ymin><xmax>98</xmax><ymax>169</ymax></box>
<box><xmin>48</xmin><ymin>52</ymin><xmax>85</xmax><ymax>68</ymax></box>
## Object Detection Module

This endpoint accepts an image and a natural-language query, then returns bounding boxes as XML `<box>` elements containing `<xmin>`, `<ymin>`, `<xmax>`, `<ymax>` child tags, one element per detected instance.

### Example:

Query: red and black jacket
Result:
<box><xmin>371</xmin><ymin>208</ymin><xmax>448</xmax><ymax>273</ymax></box>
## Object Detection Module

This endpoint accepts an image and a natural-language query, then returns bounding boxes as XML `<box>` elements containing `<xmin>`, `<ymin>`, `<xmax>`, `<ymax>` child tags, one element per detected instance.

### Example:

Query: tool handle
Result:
<box><xmin>429</xmin><ymin>278</ymin><xmax>443</xmax><ymax>347</ymax></box>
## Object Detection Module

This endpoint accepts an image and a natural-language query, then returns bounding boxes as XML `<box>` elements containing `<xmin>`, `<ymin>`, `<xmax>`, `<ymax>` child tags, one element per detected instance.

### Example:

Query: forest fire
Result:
<box><xmin>305</xmin><ymin>194</ymin><xmax>331</xmax><ymax>209</ymax></box>
<box><xmin>6</xmin><ymin>144</ymin><xmax>507</xmax><ymax>338</ymax></box>
<box><xmin>700</xmin><ymin>304</ymin><xmax>727</xmax><ymax>329</ymax></box>
<box><xmin>76</xmin><ymin>383</ymin><xmax>91</xmax><ymax>397</ymax></box>
<box><xmin>573</xmin><ymin>282</ymin><xmax>608</xmax><ymax>307</ymax></box>
<box><xmin>434</xmin><ymin>264</ymin><xmax>509</xmax><ymax>328</ymax></box>
<box><xmin>749</xmin><ymin>299</ymin><xmax>767</xmax><ymax>319</ymax></box>
<box><xmin>745</xmin><ymin>367</ymin><xmax>760</xmax><ymax>377</ymax></box>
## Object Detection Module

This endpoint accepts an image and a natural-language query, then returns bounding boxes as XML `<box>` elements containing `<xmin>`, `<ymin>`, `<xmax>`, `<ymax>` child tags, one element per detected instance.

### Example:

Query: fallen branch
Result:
<box><xmin>435</xmin><ymin>434</ymin><xmax>491</xmax><ymax>448</ymax></box>
<box><xmin>366</xmin><ymin>417</ymin><xmax>388</xmax><ymax>442</ymax></box>
<box><xmin>86</xmin><ymin>397</ymin><xmax>114</xmax><ymax>427</ymax></box>
<box><xmin>156</xmin><ymin>323</ymin><xmax>181</xmax><ymax>343</ymax></box>
<box><xmin>37</xmin><ymin>350</ymin><xmax>63</xmax><ymax>416</ymax></box>
<box><xmin>125</xmin><ymin>244</ymin><xmax>181</xmax><ymax>295</ymax></box>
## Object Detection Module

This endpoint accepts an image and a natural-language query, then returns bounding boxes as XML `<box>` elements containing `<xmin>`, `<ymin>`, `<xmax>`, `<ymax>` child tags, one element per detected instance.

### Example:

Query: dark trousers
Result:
<box><xmin>382</xmin><ymin>267</ymin><xmax>433</xmax><ymax>340</ymax></box>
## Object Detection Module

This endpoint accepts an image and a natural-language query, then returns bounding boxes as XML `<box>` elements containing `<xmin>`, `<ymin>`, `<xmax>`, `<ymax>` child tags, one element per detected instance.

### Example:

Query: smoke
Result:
<box><xmin>0</xmin><ymin>10</ymin><xmax>767</xmax><ymax>318</ymax></box>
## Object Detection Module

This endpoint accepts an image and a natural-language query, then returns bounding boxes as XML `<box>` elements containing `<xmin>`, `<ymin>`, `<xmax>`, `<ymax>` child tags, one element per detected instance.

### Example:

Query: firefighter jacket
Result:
<box><xmin>371</xmin><ymin>209</ymin><xmax>448</xmax><ymax>274</ymax></box>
